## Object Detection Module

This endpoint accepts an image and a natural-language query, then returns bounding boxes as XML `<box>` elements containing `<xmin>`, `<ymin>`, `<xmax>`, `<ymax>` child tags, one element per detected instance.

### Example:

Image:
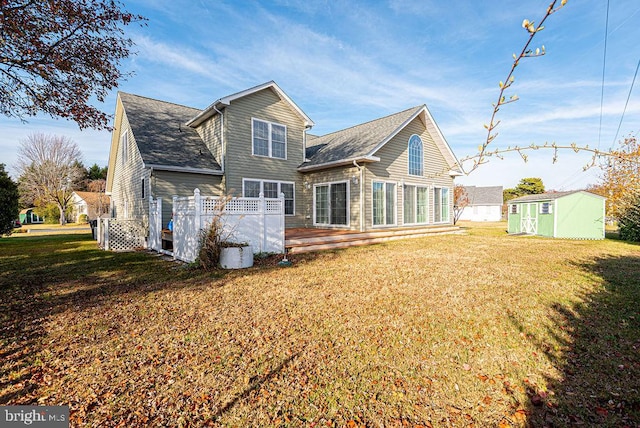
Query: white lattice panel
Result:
<box><xmin>108</xmin><ymin>220</ymin><xmax>146</xmax><ymax>251</ymax></box>
<box><xmin>201</xmin><ymin>197</ymin><xmax>223</xmax><ymax>213</ymax></box>
<box><xmin>265</xmin><ymin>200</ymin><xmax>282</xmax><ymax>213</ymax></box>
<box><xmin>226</xmin><ymin>199</ymin><xmax>260</xmax><ymax>213</ymax></box>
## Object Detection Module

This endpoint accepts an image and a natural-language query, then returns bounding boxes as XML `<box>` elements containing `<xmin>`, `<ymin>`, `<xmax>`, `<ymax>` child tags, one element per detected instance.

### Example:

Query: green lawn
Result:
<box><xmin>1</xmin><ymin>224</ymin><xmax>638</xmax><ymax>427</ymax></box>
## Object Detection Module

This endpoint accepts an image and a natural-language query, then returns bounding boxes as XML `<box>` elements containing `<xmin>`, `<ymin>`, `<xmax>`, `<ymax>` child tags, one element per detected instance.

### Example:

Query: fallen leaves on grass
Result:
<box><xmin>1</xmin><ymin>228</ymin><xmax>639</xmax><ymax>426</ymax></box>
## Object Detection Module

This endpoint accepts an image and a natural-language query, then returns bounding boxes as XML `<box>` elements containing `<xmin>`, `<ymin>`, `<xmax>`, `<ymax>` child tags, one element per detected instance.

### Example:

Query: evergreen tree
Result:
<box><xmin>0</xmin><ymin>164</ymin><xmax>20</xmax><ymax>236</ymax></box>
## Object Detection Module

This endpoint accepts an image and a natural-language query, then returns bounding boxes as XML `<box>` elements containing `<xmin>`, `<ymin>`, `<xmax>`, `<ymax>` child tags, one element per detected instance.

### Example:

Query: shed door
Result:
<box><xmin>521</xmin><ymin>203</ymin><xmax>538</xmax><ymax>234</ymax></box>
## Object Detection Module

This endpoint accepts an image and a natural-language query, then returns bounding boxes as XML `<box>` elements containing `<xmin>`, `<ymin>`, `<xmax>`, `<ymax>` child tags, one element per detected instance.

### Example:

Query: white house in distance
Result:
<box><xmin>458</xmin><ymin>186</ymin><xmax>503</xmax><ymax>222</ymax></box>
<box><xmin>71</xmin><ymin>191</ymin><xmax>111</xmax><ymax>222</ymax></box>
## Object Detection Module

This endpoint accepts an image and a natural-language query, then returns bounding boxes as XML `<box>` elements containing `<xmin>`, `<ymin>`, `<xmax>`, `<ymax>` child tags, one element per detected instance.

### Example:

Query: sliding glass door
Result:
<box><xmin>314</xmin><ymin>182</ymin><xmax>348</xmax><ymax>226</ymax></box>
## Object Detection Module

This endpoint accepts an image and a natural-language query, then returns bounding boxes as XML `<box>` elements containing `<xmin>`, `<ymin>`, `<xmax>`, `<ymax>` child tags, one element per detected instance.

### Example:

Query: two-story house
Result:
<box><xmin>106</xmin><ymin>81</ymin><xmax>461</xmax><ymax>233</ymax></box>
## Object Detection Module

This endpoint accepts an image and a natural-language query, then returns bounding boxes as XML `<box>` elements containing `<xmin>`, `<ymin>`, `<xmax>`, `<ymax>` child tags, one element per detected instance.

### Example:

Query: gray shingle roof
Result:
<box><xmin>119</xmin><ymin>92</ymin><xmax>221</xmax><ymax>172</ymax></box>
<box><xmin>463</xmin><ymin>186</ymin><xmax>503</xmax><ymax>205</ymax></box>
<box><xmin>302</xmin><ymin>106</ymin><xmax>423</xmax><ymax>168</ymax></box>
<box><xmin>509</xmin><ymin>190</ymin><xmax>602</xmax><ymax>203</ymax></box>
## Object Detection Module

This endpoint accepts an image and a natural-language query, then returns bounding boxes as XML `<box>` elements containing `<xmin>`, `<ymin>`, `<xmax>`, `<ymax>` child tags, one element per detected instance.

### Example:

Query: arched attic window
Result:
<box><xmin>408</xmin><ymin>134</ymin><xmax>423</xmax><ymax>176</ymax></box>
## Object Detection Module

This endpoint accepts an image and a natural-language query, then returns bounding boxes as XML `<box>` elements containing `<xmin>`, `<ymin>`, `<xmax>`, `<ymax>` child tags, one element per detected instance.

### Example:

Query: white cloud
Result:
<box><xmin>134</xmin><ymin>36</ymin><xmax>219</xmax><ymax>79</ymax></box>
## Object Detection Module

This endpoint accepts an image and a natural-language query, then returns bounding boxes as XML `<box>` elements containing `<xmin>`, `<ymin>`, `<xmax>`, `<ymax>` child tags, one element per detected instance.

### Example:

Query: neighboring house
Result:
<box><xmin>19</xmin><ymin>208</ymin><xmax>44</xmax><ymax>224</ymax></box>
<box><xmin>71</xmin><ymin>191</ymin><xmax>111</xmax><ymax>222</ymax></box>
<box><xmin>507</xmin><ymin>190</ymin><xmax>605</xmax><ymax>239</ymax></box>
<box><xmin>458</xmin><ymin>186</ymin><xmax>503</xmax><ymax>222</ymax></box>
<box><xmin>106</xmin><ymin>81</ymin><xmax>462</xmax><ymax>233</ymax></box>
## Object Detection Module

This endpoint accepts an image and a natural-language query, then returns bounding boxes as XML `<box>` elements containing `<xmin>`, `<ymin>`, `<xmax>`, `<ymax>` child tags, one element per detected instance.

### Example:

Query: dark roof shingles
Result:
<box><xmin>120</xmin><ymin>93</ymin><xmax>221</xmax><ymax>171</ymax></box>
<box><xmin>303</xmin><ymin>106</ymin><xmax>422</xmax><ymax>167</ymax></box>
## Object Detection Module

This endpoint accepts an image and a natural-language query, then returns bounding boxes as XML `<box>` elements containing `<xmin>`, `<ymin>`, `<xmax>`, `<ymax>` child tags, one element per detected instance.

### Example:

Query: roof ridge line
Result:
<box><xmin>119</xmin><ymin>91</ymin><xmax>201</xmax><ymax>112</ymax></box>
<box><xmin>316</xmin><ymin>105</ymin><xmax>423</xmax><ymax>138</ymax></box>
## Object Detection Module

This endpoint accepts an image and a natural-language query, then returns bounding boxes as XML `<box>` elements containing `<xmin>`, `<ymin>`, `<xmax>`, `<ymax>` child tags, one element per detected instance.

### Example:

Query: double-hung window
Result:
<box><xmin>372</xmin><ymin>181</ymin><xmax>396</xmax><ymax>226</ymax></box>
<box><xmin>243</xmin><ymin>179</ymin><xmax>295</xmax><ymax>215</ymax></box>
<box><xmin>403</xmin><ymin>185</ymin><xmax>429</xmax><ymax>224</ymax></box>
<box><xmin>314</xmin><ymin>182</ymin><xmax>348</xmax><ymax>226</ymax></box>
<box><xmin>433</xmin><ymin>187</ymin><xmax>450</xmax><ymax>223</ymax></box>
<box><xmin>252</xmin><ymin>118</ymin><xmax>286</xmax><ymax>159</ymax></box>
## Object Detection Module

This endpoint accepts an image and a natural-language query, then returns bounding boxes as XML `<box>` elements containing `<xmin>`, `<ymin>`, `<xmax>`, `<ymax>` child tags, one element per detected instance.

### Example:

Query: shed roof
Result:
<box><xmin>509</xmin><ymin>190</ymin><xmax>604</xmax><ymax>203</ymax></box>
<box><xmin>119</xmin><ymin>92</ymin><xmax>222</xmax><ymax>174</ymax></box>
<box><xmin>463</xmin><ymin>186</ymin><xmax>503</xmax><ymax>205</ymax></box>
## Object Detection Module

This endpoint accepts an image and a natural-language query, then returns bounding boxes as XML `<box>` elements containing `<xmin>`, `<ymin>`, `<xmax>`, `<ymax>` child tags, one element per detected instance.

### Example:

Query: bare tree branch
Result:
<box><xmin>16</xmin><ymin>133</ymin><xmax>85</xmax><ymax>225</ymax></box>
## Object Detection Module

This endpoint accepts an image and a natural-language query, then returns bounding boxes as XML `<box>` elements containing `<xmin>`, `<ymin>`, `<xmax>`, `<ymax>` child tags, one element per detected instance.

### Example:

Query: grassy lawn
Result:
<box><xmin>1</xmin><ymin>224</ymin><xmax>638</xmax><ymax>427</ymax></box>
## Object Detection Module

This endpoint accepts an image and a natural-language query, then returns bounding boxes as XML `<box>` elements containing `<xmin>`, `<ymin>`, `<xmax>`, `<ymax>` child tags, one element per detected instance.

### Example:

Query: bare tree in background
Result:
<box><xmin>16</xmin><ymin>133</ymin><xmax>84</xmax><ymax>225</ymax></box>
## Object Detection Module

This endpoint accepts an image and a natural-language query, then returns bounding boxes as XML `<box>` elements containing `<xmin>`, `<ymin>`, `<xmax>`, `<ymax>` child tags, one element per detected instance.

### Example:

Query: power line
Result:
<box><xmin>597</xmin><ymin>0</ymin><xmax>611</xmax><ymax>150</ymax></box>
<box><xmin>612</xmin><ymin>58</ymin><xmax>640</xmax><ymax>147</ymax></box>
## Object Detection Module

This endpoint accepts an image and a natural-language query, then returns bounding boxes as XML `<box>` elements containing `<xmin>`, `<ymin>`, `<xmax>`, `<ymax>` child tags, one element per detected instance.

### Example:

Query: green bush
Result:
<box><xmin>78</xmin><ymin>214</ymin><xmax>89</xmax><ymax>224</ymax></box>
<box><xmin>618</xmin><ymin>191</ymin><xmax>640</xmax><ymax>242</ymax></box>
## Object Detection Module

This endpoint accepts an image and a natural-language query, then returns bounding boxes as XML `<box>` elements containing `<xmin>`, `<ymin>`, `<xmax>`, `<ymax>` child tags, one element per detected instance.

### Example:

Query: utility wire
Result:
<box><xmin>612</xmin><ymin>58</ymin><xmax>640</xmax><ymax>148</ymax></box>
<box><xmin>597</xmin><ymin>0</ymin><xmax>611</xmax><ymax>150</ymax></box>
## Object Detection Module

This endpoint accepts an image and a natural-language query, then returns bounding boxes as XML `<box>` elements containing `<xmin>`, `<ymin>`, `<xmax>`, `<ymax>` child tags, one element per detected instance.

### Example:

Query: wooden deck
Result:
<box><xmin>285</xmin><ymin>225</ymin><xmax>463</xmax><ymax>254</ymax></box>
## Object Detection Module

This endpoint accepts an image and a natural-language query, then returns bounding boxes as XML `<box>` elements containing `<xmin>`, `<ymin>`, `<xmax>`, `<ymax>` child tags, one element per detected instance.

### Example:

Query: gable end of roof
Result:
<box><xmin>186</xmin><ymin>81</ymin><xmax>314</xmax><ymax>128</ymax></box>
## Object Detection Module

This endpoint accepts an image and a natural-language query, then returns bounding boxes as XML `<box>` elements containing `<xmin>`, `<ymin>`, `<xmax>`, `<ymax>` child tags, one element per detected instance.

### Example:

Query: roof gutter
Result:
<box><xmin>186</xmin><ymin>100</ymin><xmax>227</xmax><ymax>128</ymax></box>
<box><xmin>298</xmin><ymin>155</ymin><xmax>380</xmax><ymax>172</ymax></box>
<box><xmin>144</xmin><ymin>164</ymin><xmax>223</xmax><ymax>176</ymax></box>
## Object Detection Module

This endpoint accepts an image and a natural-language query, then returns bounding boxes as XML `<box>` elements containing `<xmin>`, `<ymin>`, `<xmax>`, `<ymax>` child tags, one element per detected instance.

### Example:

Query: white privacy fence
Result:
<box><xmin>148</xmin><ymin>197</ymin><xmax>162</xmax><ymax>252</ymax></box>
<box><xmin>148</xmin><ymin>189</ymin><xmax>285</xmax><ymax>263</ymax></box>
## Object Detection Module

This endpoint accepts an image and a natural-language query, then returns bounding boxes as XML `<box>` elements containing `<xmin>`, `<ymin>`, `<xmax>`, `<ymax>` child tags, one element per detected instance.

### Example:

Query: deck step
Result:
<box><xmin>286</xmin><ymin>227</ymin><xmax>463</xmax><ymax>254</ymax></box>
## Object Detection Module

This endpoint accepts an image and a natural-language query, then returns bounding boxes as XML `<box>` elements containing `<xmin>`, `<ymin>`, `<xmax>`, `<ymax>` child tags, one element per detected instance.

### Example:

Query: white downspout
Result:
<box><xmin>353</xmin><ymin>160</ymin><xmax>364</xmax><ymax>232</ymax></box>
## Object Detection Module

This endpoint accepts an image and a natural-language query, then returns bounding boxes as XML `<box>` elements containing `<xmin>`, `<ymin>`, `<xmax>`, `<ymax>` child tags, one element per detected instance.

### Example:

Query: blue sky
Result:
<box><xmin>2</xmin><ymin>0</ymin><xmax>639</xmax><ymax>191</ymax></box>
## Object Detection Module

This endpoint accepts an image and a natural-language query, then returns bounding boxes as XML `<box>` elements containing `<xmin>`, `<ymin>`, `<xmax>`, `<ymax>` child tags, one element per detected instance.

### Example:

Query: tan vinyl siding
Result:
<box><xmin>223</xmin><ymin>88</ymin><xmax>307</xmax><ymax>228</ymax></box>
<box><xmin>365</xmin><ymin>116</ymin><xmax>454</xmax><ymax>228</ymax></box>
<box><xmin>151</xmin><ymin>171</ymin><xmax>223</xmax><ymax>226</ymax></box>
<box><xmin>300</xmin><ymin>166</ymin><xmax>362</xmax><ymax>230</ymax></box>
<box><xmin>195</xmin><ymin>114</ymin><xmax>223</xmax><ymax>171</ymax></box>
<box><xmin>110</xmin><ymin>109</ymin><xmax>148</xmax><ymax>222</ymax></box>
<box><xmin>105</xmin><ymin>97</ymin><xmax>125</xmax><ymax>194</ymax></box>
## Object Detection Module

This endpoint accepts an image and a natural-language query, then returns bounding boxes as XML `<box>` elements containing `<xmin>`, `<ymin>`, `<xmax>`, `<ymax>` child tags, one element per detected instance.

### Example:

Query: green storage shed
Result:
<box><xmin>507</xmin><ymin>190</ymin><xmax>605</xmax><ymax>239</ymax></box>
<box><xmin>19</xmin><ymin>208</ymin><xmax>45</xmax><ymax>225</ymax></box>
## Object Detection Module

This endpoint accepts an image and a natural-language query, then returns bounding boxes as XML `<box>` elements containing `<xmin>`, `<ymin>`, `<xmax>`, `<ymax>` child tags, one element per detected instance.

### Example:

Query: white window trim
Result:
<box><xmin>433</xmin><ymin>186</ymin><xmax>450</xmax><ymax>224</ymax></box>
<box><xmin>242</xmin><ymin>178</ymin><xmax>295</xmax><ymax>216</ymax></box>
<box><xmin>408</xmin><ymin>134</ymin><xmax>424</xmax><ymax>177</ymax></box>
<box><xmin>120</xmin><ymin>131</ymin><xmax>128</xmax><ymax>165</ymax></box>
<box><xmin>372</xmin><ymin>180</ymin><xmax>398</xmax><ymax>227</ymax></box>
<box><xmin>251</xmin><ymin>118</ymin><xmax>287</xmax><ymax>160</ymax></box>
<box><xmin>539</xmin><ymin>201</ymin><xmax>553</xmax><ymax>214</ymax></box>
<box><xmin>312</xmin><ymin>180</ymin><xmax>350</xmax><ymax>227</ymax></box>
<box><xmin>402</xmin><ymin>183</ymin><xmax>430</xmax><ymax>225</ymax></box>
